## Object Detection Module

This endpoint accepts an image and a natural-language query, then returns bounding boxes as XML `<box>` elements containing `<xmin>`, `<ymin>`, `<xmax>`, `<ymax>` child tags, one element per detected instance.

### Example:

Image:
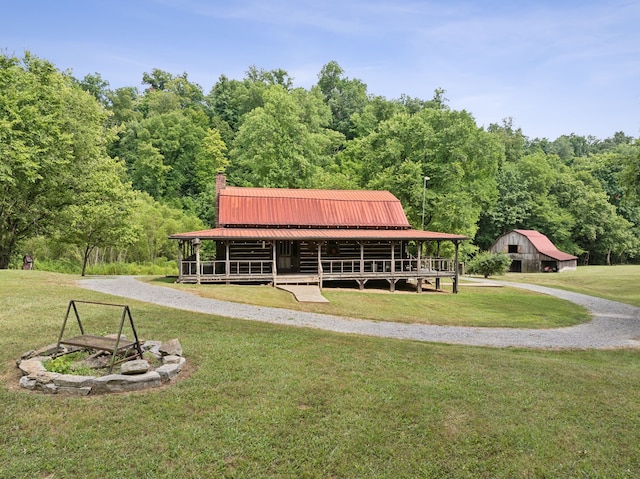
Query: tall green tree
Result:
<box><xmin>317</xmin><ymin>61</ymin><xmax>369</xmax><ymax>139</ymax></box>
<box><xmin>228</xmin><ymin>85</ymin><xmax>343</xmax><ymax>188</ymax></box>
<box><xmin>57</xmin><ymin>158</ymin><xmax>138</xmax><ymax>276</ymax></box>
<box><xmin>0</xmin><ymin>53</ymin><xmax>123</xmax><ymax>268</ymax></box>
<box><xmin>487</xmin><ymin>117</ymin><xmax>527</xmax><ymax>164</ymax></box>
<box><xmin>339</xmin><ymin>105</ymin><xmax>501</xmax><ymax>238</ymax></box>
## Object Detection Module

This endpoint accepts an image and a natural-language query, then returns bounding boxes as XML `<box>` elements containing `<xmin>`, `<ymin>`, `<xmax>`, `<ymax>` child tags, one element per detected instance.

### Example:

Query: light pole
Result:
<box><xmin>421</xmin><ymin>176</ymin><xmax>430</xmax><ymax>230</ymax></box>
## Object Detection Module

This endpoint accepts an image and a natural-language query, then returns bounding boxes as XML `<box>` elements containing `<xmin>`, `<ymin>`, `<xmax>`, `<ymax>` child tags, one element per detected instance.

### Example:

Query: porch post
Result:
<box><xmin>390</xmin><ymin>242</ymin><xmax>396</xmax><ymax>275</ymax></box>
<box><xmin>272</xmin><ymin>241</ymin><xmax>278</xmax><ymax>286</ymax></box>
<box><xmin>193</xmin><ymin>238</ymin><xmax>201</xmax><ymax>285</ymax></box>
<box><xmin>416</xmin><ymin>240</ymin><xmax>422</xmax><ymax>293</ymax></box>
<box><xmin>177</xmin><ymin>240</ymin><xmax>183</xmax><ymax>282</ymax></box>
<box><xmin>389</xmin><ymin>242</ymin><xmax>396</xmax><ymax>292</ymax></box>
<box><xmin>436</xmin><ymin>240</ymin><xmax>442</xmax><ymax>290</ymax></box>
<box><xmin>317</xmin><ymin>242</ymin><xmax>323</xmax><ymax>289</ymax></box>
<box><xmin>453</xmin><ymin>240</ymin><xmax>460</xmax><ymax>294</ymax></box>
<box><xmin>225</xmin><ymin>242</ymin><xmax>230</xmax><ymax>281</ymax></box>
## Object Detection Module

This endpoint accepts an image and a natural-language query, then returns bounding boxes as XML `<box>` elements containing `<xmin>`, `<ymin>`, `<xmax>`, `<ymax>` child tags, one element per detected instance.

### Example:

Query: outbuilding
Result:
<box><xmin>491</xmin><ymin>229</ymin><xmax>578</xmax><ymax>273</ymax></box>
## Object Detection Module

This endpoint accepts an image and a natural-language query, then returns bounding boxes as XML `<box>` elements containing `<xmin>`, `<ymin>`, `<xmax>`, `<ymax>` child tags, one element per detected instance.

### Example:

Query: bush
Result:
<box><xmin>467</xmin><ymin>251</ymin><xmax>512</xmax><ymax>278</ymax></box>
<box><xmin>29</xmin><ymin>259</ymin><xmax>177</xmax><ymax>276</ymax></box>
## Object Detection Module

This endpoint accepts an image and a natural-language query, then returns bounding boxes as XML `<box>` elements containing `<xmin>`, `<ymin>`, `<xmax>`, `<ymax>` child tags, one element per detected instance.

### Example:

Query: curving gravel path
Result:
<box><xmin>79</xmin><ymin>276</ymin><xmax>640</xmax><ymax>350</ymax></box>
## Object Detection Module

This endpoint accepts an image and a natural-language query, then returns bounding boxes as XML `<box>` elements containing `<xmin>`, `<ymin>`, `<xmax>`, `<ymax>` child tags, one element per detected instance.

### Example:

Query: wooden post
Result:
<box><xmin>272</xmin><ymin>241</ymin><xmax>278</xmax><ymax>287</ymax></box>
<box><xmin>225</xmin><ymin>242</ymin><xmax>230</xmax><ymax>281</ymax></box>
<box><xmin>193</xmin><ymin>238</ymin><xmax>201</xmax><ymax>284</ymax></box>
<box><xmin>317</xmin><ymin>242</ymin><xmax>323</xmax><ymax>289</ymax></box>
<box><xmin>435</xmin><ymin>240</ymin><xmax>441</xmax><ymax>290</ymax></box>
<box><xmin>453</xmin><ymin>240</ymin><xmax>460</xmax><ymax>294</ymax></box>
<box><xmin>177</xmin><ymin>240</ymin><xmax>183</xmax><ymax>282</ymax></box>
<box><xmin>390</xmin><ymin>242</ymin><xmax>395</xmax><ymax>275</ymax></box>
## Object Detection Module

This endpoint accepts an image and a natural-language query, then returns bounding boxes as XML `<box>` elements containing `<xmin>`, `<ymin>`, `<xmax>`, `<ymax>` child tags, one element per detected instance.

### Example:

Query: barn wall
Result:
<box><xmin>491</xmin><ymin>231</ymin><xmax>543</xmax><ymax>273</ymax></box>
<box><xmin>557</xmin><ymin>259</ymin><xmax>578</xmax><ymax>272</ymax></box>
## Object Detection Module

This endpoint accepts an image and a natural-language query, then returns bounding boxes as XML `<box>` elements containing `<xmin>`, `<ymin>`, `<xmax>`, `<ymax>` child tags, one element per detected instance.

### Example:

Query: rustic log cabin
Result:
<box><xmin>169</xmin><ymin>175</ymin><xmax>469</xmax><ymax>292</ymax></box>
<box><xmin>491</xmin><ymin>229</ymin><xmax>578</xmax><ymax>273</ymax></box>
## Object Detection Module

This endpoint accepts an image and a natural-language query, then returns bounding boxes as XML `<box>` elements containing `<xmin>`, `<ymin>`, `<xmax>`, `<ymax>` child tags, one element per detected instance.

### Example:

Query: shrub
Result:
<box><xmin>467</xmin><ymin>251</ymin><xmax>512</xmax><ymax>278</ymax></box>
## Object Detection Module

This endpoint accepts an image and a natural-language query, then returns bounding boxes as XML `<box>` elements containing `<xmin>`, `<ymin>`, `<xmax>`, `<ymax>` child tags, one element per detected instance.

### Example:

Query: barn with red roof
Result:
<box><xmin>169</xmin><ymin>174</ymin><xmax>468</xmax><ymax>292</ymax></box>
<box><xmin>490</xmin><ymin>229</ymin><xmax>578</xmax><ymax>273</ymax></box>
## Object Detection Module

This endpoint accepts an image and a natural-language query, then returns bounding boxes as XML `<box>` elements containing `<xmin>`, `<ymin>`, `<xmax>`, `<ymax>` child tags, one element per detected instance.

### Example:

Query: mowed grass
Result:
<box><xmin>151</xmin><ymin>278</ymin><xmax>590</xmax><ymax>329</ymax></box>
<box><xmin>496</xmin><ymin>264</ymin><xmax>640</xmax><ymax>307</ymax></box>
<box><xmin>1</xmin><ymin>270</ymin><xmax>640</xmax><ymax>478</ymax></box>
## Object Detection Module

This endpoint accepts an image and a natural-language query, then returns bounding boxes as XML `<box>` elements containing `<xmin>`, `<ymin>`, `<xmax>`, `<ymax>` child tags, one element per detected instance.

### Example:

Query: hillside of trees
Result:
<box><xmin>2</xmin><ymin>52</ymin><xmax>639</xmax><ymax>272</ymax></box>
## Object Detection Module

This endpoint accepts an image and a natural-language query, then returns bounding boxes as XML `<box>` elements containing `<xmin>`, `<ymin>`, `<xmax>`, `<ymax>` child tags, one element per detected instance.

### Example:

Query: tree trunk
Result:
<box><xmin>0</xmin><ymin>252</ymin><xmax>10</xmax><ymax>269</ymax></box>
<box><xmin>81</xmin><ymin>244</ymin><xmax>94</xmax><ymax>276</ymax></box>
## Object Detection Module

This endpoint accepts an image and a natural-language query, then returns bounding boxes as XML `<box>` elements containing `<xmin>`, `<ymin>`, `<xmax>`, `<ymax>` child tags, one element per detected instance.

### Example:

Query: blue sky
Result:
<box><xmin>2</xmin><ymin>0</ymin><xmax>639</xmax><ymax>140</ymax></box>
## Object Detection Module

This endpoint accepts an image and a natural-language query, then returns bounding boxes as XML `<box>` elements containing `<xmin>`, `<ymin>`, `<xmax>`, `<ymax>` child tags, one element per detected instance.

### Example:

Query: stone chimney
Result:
<box><xmin>215</xmin><ymin>173</ymin><xmax>226</xmax><ymax>227</ymax></box>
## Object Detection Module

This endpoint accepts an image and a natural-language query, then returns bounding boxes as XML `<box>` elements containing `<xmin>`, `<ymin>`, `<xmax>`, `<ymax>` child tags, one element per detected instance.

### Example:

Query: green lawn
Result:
<box><xmin>151</xmin><ymin>278</ymin><xmax>590</xmax><ymax>329</ymax></box>
<box><xmin>2</xmin><ymin>270</ymin><xmax>640</xmax><ymax>478</ymax></box>
<box><xmin>494</xmin><ymin>264</ymin><xmax>640</xmax><ymax>307</ymax></box>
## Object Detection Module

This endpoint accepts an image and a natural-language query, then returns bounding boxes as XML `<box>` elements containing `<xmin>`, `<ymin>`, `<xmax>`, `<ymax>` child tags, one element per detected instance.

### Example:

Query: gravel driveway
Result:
<box><xmin>79</xmin><ymin>276</ymin><xmax>640</xmax><ymax>349</ymax></box>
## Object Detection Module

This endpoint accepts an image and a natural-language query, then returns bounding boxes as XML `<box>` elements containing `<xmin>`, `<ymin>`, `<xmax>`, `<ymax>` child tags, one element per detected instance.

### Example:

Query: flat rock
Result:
<box><xmin>159</xmin><ymin>339</ymin><xmax>182</xmax><ymax>357</ymax></box>
<box><xmin>162</xmin><ymin>355</ymin><xmax>182</xmax><ymax>365</ymax></box>
<box><xmin>142</xmin><ymin>340</ymin><xmax>162</xmax><ymax>353</ymax></box>
<box><xmin>53</xmin><ymin>374</ymin><xmax>95</xmax><ymax>388</ymax></box>
<box><xmin>18</xmin><ymin>357</ymin><xmax>48</xmax><ymax>376</ymax></box>
<box><xmin>19</xmin><ymin>376</ymin><xmax>37</xmax><ymax>390</ymax></box>
<box><xmin>120</xmin><ymin>359</ymin><xmax>150</xmax><ymax>375</ymax></box>
<box><xmin>156</xmin><ymin>358</ymin><xmax>185</xmax><ymax>383</ymax></box>
<box><xmin>57</xmin><ymin>386</ymin><xmax>92</xmax><ymax>396</ymax></box>
<box><xmin>93</xmin><ymin>371</ymin><xmax>162</xmax><ymax>393</ymax></box>
<box><xmin>21</xmin><ymin>343</ymin><xmax>61</xmax><ymax>360</ymax></box>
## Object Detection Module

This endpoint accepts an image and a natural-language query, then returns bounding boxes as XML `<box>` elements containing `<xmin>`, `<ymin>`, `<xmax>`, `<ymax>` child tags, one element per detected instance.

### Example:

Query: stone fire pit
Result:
<box><xmin>16</xmin><ymin>338</ymin><xmax>186</xmax><ymax>396</ymax></box>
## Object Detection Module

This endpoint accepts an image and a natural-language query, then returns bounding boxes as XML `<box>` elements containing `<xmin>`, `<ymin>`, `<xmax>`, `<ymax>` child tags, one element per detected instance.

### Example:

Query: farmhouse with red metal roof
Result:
<box><xmin>170</xmin><ymin>175</ymin><xmax>468</xmax><ymax>292</ymax></box>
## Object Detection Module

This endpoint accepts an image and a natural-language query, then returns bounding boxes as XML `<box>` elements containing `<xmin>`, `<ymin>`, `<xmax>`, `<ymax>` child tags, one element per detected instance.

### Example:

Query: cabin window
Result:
<box><xmin>508</xmin><ymin>244</ymin><xmax>519</xmax><ymax>253</ymax></box>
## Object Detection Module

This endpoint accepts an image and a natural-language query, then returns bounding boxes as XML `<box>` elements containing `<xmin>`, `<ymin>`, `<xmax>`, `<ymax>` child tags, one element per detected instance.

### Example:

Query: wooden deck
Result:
<box><xmin>177</xmin><ymin>257</ymin><xmax>458</xmax><ymax>292</ymax></box>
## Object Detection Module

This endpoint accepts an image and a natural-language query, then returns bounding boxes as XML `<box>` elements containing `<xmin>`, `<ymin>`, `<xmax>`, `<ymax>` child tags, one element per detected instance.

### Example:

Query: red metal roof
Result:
<box><xmin>217</xmin><ymin>187</ymin><xmax>411</xmax><ymax>228</ymax></box>
<box><xmin>513</xmin><ymin>230</ymin><xmax>577</xmax><ymax>261</ymax></box>
<box><xmin>170</xmin><ymin>228</ymin><xmax>469</xmax><ymax>242</ymax></box>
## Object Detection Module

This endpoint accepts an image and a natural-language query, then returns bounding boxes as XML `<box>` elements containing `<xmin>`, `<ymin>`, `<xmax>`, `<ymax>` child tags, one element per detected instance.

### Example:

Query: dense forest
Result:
<box><xmin>1</xmin><ymin>52</ymin><xmax>639</xmax><ymax>273</ymax></box>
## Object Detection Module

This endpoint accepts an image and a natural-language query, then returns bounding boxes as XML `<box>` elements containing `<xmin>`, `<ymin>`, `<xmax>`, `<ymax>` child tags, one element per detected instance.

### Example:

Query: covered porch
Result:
<box><xmin>171</xmin><ymin>229</ymin><xmax>467</xmax><ymax>293</ymax></box>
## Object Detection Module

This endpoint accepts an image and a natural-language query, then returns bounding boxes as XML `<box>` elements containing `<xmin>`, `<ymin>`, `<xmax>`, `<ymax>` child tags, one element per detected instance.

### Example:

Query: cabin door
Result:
<box><xmin>277</xmin><ymin>241</ymin><xmax>296</xmax><ymax>273</ymax></box>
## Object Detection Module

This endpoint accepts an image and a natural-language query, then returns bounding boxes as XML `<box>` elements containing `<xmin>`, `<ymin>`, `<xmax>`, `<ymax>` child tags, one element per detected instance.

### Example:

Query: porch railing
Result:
<box><xmin>181</xmin><ymin>260</ymin><xmax>274</xmax><ymax>277</ymax></box>
<box><xmin>179</xmin><ymin>257</ymin><xmax>455</xmax><ymax>280</ymax></box>
<box><xmin>320</xmin><ymin>257</ymin><xmax>455</xmax><ymax>275</ymax></box>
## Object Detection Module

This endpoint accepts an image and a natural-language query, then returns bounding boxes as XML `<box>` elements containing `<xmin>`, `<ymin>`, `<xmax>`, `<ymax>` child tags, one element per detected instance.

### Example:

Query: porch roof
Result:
<box><xmin>169</xmin><ymin>228</ymin><xmax>469</xmax><ymax>242</ymax></box>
